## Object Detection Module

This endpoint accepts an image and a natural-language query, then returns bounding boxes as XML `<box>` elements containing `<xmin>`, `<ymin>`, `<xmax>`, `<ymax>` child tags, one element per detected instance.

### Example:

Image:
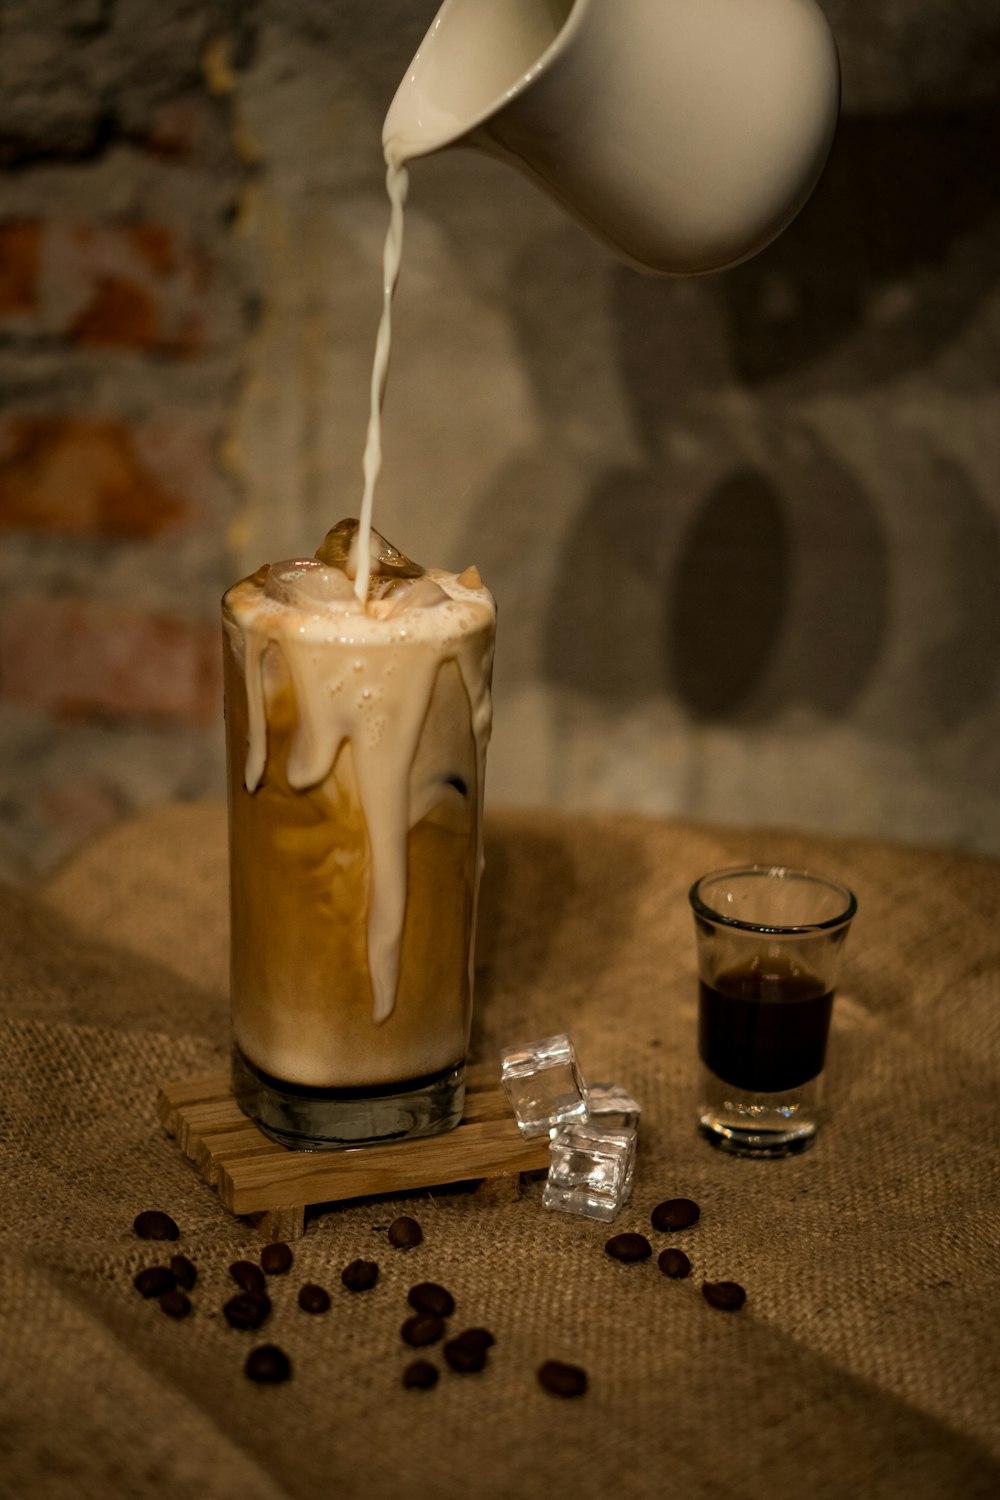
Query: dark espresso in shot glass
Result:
<box><xmin>689</xmin><ymin>866</ymin><xmax>856</xmax><ymax>1158</ymax></box>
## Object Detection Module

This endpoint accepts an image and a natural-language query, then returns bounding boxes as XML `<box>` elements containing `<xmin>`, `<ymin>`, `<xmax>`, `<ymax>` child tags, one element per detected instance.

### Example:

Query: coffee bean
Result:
<box><xmin>402</xmin><ymin>1359</ymin><xmax>439</xmax><ymax>1390</ymax></box>
<box><xmin>260</xmin><ymin>1242</ymin><xmax>293</xmax><ymax>1276</ymax></box>
<box><xmin>537</xmin><ymin>1360</ymin><xmax>587</xmax><ymax>1398</ymax></box>
<box><xmin>230</xmin><ymin>1260</ymin><xmax>267</xmax><ymax>1295</ymax></box>
<box><xmin>388</xmin><ymin>1216</ymin><xmax>423</xmax><ymax>1250</ymax></box>
<box><xmin>658</xmin><ymin>1248</ymin><xmax>692</xmax><ymax>1279</ymax></box>
<box><xmin>341</xmin><ymin>1259</ymin><xmax>379</xmax><ymax>1293</ymax></box>
<box><xmin>443</xmin><ymin>1336</ymin><xmax>487</xmax><ymax>1373</ymax></box>
<box><xmin>133</xmin><ymin>1210</ymin><xmax>179</xmax><ymax>1242</ymax></box>
<box><xmin>245</xmin><ymin>1344</ymin><xmax>292</xmax><ymax>1384</ymax></box>
<box><xmin>134</xmin><ymin>1266</ymin><xmax>176</xmax><ymax>1299</ymax></box>
<box><xmin>407</xmin><ymin>1282</ymin><xmax>454</xmax><ymax>1317</ymax></box>
<box><xmin>401</xmin><ymin>1313</ymin><xmax>445</xmax><ymax>1347</ymax></box>
<box><xmin>159</xmin><ymin>1289</ymin><xmax>191</xmax><ymax>1320</ymax></box>
<box><xmin>169</xmin><ymin>1255</ymin><xmax>197</xmax><ymax>1291</ymax></box>
<box><xmin>651</xmin><ymin>1198</ymin><xmax>700</xmax><ymax>1232</ymax></box>
<box><xmin>605</xmin><ymin>1233</ymin><xmax>652</xmax><ymax>1263</ymax></box>
<box><xmin>702</xmin><ymin>1280</ymin><xmax>746</xmax><ymax>1312</ymax></box>
<box><xmin>224</xmin><ymin>1292</ymin><xmax>271</xmax><ymax>1330</ymax></box>
<box><xmin>298</xmin><ymin>1284</ymin><xmax>331</xmax><ymax>1314</ymax></box>
<box><xmin>451</xmin><ymin>1328</ymin><xmax>494</xmax><ymax>1355</ymax></box>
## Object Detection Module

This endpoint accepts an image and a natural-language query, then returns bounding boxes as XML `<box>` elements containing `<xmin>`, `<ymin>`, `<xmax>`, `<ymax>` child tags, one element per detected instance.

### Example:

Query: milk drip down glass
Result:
<box><xmin>223</xmin><ymin>522</ymin><xmax>495</xmax><ymax>1148</ymax></box>
<box><xmin>690</xmin><ymin>866</ymin><xmax>857</xmax><ymax>1158</ymax></box>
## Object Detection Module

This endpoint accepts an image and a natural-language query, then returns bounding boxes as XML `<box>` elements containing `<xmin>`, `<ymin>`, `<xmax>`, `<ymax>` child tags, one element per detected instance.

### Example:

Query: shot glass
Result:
<box><xmin>689</xmin><ymin>866</ymin><xmax>857</xmax><ymax>1158</ymax></box>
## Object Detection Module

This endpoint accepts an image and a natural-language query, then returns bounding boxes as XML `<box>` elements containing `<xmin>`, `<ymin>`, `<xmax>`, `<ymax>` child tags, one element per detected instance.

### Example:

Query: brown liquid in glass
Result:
<box><xmin>698</xmin><ymin>957</ymin><xmax>833</xmax><ymax>1093</ymax></box>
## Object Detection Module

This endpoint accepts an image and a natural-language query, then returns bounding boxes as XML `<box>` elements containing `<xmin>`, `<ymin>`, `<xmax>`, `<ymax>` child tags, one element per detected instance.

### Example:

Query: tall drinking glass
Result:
<box><xmin>222</xmin><ymin>524</ymin><xmax>495</xmax><ymax>1149</ymax></box>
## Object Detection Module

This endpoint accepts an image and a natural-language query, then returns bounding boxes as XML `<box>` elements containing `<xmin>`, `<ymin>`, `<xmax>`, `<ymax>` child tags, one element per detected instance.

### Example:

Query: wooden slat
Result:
<box><xmin>195</xmin><ymin>1124</ymin><xmax>281</xmax><ymax>1186</ymax></box>
<box><xmin>176</xmin><ymin>1099</ymin><xmax>251</xmax><ymax>1157</ymax></box>
<box><xmin>156</xmin><ymin>1073</ymin><xmax>232</xmax><ymax>1133</ymax></box>
<box><xmin>251</xmin><ymin>1206</ymin><xmax>306</xmax><ymax>1241</ymax></box>
<box><xmin>157</xmin><ymin>1064</ymin><xmax>544</xmax><ymax>1229</ymax></box>
<box><xmin>219</xmin><ymin>1115</ymin><xmax>550</xmax><ymax>1215</ymax></box>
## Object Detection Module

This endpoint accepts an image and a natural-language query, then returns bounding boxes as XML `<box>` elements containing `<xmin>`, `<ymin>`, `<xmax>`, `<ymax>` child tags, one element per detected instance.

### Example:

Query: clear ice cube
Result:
<box><xmin>314</xmin><ymin>518</ymin><xmax>424</xmax><ymax>579</ymax></box>
<box><xmin>584</xmin><ymin>1081</ymin><xmax>641</xmax><ymax>1132</ymax></box>
<box><xmin>374</xmin><ymin>577</ymin><xmax>449</xmax><ymax>618</ymax></box>
<box><xmin>265</xmin><ymin>558</ymin><xmax>356</xmax><ymax>608</ymax></box>
<box><xmin>542</xmin><ymin>1121</ymin><xmax>637</xmax><ymax>1223</ymax></box>
<box><xmin>500</xmin><ymin>1034</ymin><xmax>587</xmax><ymax>1138</ymax></box>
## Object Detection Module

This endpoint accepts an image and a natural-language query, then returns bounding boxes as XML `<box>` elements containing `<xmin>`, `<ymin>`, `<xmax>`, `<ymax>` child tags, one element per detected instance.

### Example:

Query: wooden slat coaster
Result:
<box><xmin>156</xmin><ymin>1063</ymin><xmax>550</xmax><ymax>1240</ymax></box>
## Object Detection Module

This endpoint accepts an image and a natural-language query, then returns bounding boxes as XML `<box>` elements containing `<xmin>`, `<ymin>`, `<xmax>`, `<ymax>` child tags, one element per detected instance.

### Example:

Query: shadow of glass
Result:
<box><xmin>667</xmin><ymin>467</ymin><xmax>791</xmax><ymax>719</ymax></box>
<box><xmin>541</xmin><ymin>465</ymin><xmax>671</xmax><ymax>702</ymax></box>
<box><xmin>471</xmin><ymin>814</ymin><xmax>650</xmax><ymax>1057</ymax></box>
<box><xmin>542</xmin><ymin>434</ymin><xmax>890</xmax><ymax>728</ymax></box>
<box><xmin>912</xmin><ymin>457</ymin><xmax>1000</xmax><ymax>733</ymax></box>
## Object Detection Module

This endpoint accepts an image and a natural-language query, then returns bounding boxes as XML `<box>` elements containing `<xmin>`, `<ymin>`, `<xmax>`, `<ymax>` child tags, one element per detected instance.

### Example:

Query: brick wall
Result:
<box><xmin>0</xmin><ymin>0</ymin><xmax>252</xmax><ymax>877</ymax></box>
<box><xmin>2</xmin><ymin>0</ymin><xmax>999</xmax><ymax>877</ymax></box>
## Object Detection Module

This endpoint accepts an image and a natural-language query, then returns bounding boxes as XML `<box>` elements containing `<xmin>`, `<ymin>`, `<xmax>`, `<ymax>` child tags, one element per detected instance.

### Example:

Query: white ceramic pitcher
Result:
<box><xmin>383</xmin><ymin>0</ymin><xmax>840</xmax><ymax>275</ymax></box>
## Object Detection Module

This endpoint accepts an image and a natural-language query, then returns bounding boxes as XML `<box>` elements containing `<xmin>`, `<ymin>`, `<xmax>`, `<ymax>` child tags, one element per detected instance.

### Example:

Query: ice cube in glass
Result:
<box><xmin>584</xmin><ymin>1081</ymin><xmax>641</xmax><ymax>1132</ymax></box>
<box><xmin>500</xmin><ymin>1034</ymin><xmax>587</xmax><ymax>1138</ymax></box>
<box><xmin>542</xmin><ymin>1121</ymin><xmax>637</xmax><ymax>1222</ymax></box>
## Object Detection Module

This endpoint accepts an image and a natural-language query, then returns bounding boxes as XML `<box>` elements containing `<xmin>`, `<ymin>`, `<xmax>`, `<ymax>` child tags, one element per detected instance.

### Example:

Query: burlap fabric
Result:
<box><xmin>2</xmin><ymin>803</ymin><xmax>999</xmax><ymax>1499</ymax></box>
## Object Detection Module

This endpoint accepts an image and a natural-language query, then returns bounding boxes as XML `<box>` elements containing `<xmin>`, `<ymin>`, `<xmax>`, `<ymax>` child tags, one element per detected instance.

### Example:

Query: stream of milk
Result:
<box><xmin>355</xmin><ymin>153</ymin><xmax>409</xmax><ymax>603</ymax></box>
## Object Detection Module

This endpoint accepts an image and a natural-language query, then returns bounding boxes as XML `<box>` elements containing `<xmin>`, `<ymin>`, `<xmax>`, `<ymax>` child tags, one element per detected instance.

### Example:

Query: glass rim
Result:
<box><xmin>688</xmin><ymin>864</ymin><xmax>857</xmax><ymax>935</ymax></box>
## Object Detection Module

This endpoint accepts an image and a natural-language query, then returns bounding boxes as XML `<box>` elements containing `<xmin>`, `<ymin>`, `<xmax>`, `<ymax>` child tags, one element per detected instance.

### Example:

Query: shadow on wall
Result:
<box><xmin>714</xmin><ymin>108</ymin><xmax>1000</xmax><ymax>393</ymax></box>
<box><xmin>539</xmin><ymin>108</ymin><xmax>1000</xmax><ymax>733</ymax></box>
<box><xmin>667</xmin><ymin>462</ymin><xmax>888</xmax><ymax>723</ymax></box>
<box><xmin>542</xmin><ymin>440</ymin><xmax>892</xmax><ymax>724</ymax></box>
<box><xmin>604</xmin><ymin>110</ymin><xmax>1000</xmax><ymax>441</ymax></box>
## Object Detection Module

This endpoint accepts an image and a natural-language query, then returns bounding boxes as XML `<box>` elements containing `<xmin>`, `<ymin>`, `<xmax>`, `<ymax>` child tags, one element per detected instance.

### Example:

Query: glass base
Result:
<box><xmin>697</xmin><ymin>1066</ymin><xmax>821</xmax><ymax>1159</ymax></box>
<box><xmin>232</xmin><ymin>1046</ymin><xmax>466</xmax><ymax>1151</ymax></box>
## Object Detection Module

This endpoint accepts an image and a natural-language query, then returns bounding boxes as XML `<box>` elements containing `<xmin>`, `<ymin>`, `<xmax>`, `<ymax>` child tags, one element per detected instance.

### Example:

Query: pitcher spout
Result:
<box><xmin>383</xmin><ymin>0</ymin><xmax>583</xmax><ymax>164</ymax></box>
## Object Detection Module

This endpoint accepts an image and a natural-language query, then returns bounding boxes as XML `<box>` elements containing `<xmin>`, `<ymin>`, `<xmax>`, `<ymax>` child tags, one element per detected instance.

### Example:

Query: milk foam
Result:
<box><xmin>225</xmin><ymin>553</ymin><xmax>495</xmax><ymax>1025</ymax></box>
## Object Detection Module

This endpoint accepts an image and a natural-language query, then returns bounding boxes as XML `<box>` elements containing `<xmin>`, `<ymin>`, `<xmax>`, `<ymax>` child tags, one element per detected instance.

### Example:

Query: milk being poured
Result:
<box><xmin>355</xmin><ymin>154</ymin><xmax>409</xmax><ymax>602</ymax></box>
<box><xmin>225</xmin><ymin>141</ymin><xmax>494</xmax><ymax>1048</ymax></box>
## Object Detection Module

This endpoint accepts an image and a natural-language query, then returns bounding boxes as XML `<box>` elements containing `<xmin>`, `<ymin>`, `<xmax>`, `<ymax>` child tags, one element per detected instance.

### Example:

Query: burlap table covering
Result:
<box><xmin>2</xmin><ymin>803</ymin><xmax>998</xmax><ymax>1499</ymax></box>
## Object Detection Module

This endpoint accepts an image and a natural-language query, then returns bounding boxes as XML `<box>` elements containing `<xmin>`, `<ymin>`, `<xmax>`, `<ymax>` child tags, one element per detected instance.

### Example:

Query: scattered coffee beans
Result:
<box><xmin>401</xmin><ymin>1313</ymin><xmax>445</xmax><ymax>1347</ymax></box>
<box><xmin>224</xmin><ymin>1292</ymin><xmax>271</xmax><ymax>1330</ymax></box>
<box><xmin>159</xmin><ymin>1289</ymin><xmax>191</xmax><ymax>1320</ymax></box>
<box><xmin>388</xmin><ymin>1216</ymin><xmax>423</xmax><ymax>1250</ymax></box>
<box><xmin>451</xmin><ymin>1328</ymin><xmax>494</xmax><ymax>1355</ymax></box>
<box><xmin>245</xmin><ymin>1344</ymin><xmax>292</xmax><ymax>1384</ymax></box>
<box><xmin>407</xmin><ymin>1282</ymin><xmax>454</xmax><ymax>1318</ymax></box>
<box><xmin>402</xmin><ymin>1359</ymin><xmax>439</xmax><ymax>1390</ymax></box>
<box><xmin>341</xmin><ymin>1259</ymin><xmax>379</xmax><ymax>1293</ymax></box>
<box><xmin>443</xmin><ymin>1336</ymin><xmax>487</xmax><ymax>1373</ymax></box>
<box><xmin>605</xmin><ymin>1233</ymin><xmax>652</xmax><ymax>1263</ymax></box>
<box><xmin>133</xmin><ymin>1210</ymin><xmax>179</xmax><ymax>1242</ymax></box>
<box><xmin>230</xmin><ymin>1260</ymin><xmax>267</xmax><ymax>1295</ymax></box>
<box><xmin>134</xmin><ymin>1266</ymin><xmax>176</xmax><ymax>1299</ymax></box>
<box><xmin>260</xmin><ymin>1242</ymin><xmax>293</xmax><ymax>1276</ymax></box>
<box><xmin>650</xmin><ymin>1194</ymin><xmax>704</xmax><ymax>1230</ymax></box>
<box><xmin>702</xmin><ymin>1280</ymin><xmax>746</xmax><ymax>1312</ymax></box>
<box><xmin>298</xmin><ymin>1284</ymin><xmax>331</xmax><ymax>1314</ymax></box>
<box><xmin>169</xmin><ymin>1255</ymin><xmax>197</xmax><ymax>1291</ymax></box>
<box><xmin>658</xmin><ymin>1248</ymin><xmax>692</xmax><ymax>1279</ymax></box>
<box><xmin>537</xmin><ymin>1360</ymin><xmax>587</xmax><ymax>1398</ymax></box>
<box><xmin>651</xmin><ymin>1198</ymin><xmax>700</xmax><ymax>1232</ymax></box>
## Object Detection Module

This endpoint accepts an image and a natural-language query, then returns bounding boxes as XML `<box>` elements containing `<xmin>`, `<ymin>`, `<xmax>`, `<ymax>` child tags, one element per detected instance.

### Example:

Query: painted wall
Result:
<box><xmin>2</xmin><ymin>1</ymin><xmax>999</xmax><ymax>878</ymax></box>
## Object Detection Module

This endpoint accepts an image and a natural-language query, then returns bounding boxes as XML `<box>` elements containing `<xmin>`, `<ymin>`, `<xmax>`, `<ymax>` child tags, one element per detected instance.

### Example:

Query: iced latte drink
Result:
<box><xmin>223</xmin><ymin>520</ymin><xmax>495</xmax><ymax>1147</ymax></box>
